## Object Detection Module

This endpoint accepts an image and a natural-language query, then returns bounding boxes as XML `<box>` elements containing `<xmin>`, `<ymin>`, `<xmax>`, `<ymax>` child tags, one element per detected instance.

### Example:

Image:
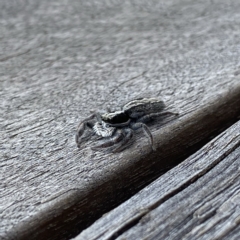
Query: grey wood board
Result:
<box><xmin>74</xmin><ymin>119</ymin><xmax>240</xmax><ymax>240</ymax></box>
<box><xmin>1</xmin><ymin>0</ymin><xmax>240</xmax><ymax>239</ymax></box>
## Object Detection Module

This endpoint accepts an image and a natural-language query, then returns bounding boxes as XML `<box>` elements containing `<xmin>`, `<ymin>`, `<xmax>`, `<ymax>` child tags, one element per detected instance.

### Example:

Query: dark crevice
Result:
<box><xmin>106</xmin><ymin>130</ymin><xmax>240</xmax><ymax>240</ymax></box>
<box><xmin>107</xmin><ymin>211</ymin><xmax>149</xmax><ymax>240</ymax></box>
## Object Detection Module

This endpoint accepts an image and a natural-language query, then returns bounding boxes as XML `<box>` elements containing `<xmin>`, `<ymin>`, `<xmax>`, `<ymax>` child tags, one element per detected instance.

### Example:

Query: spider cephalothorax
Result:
<box><xmin>76</xmin><ymin>98</ymin><xmax>176</xmax><ymax>152</ymax></box>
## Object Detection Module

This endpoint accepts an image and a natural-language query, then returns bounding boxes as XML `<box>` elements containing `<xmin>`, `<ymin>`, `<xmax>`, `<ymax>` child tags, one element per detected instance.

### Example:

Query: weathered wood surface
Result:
<box><xmin>1</xmin><ymin>0</ymin><xmax>240</xmax><ymax>239</ymax></box>
<box><xmin>75</xmin><ymin>120</ymin><xmax>240</xmax><ymax>240</ymax></box>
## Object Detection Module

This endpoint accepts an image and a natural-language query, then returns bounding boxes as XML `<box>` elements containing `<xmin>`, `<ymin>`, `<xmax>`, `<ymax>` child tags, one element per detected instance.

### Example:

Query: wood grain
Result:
<box><xmin>75</xmin><ymin>120</ymin><xmax>240</xmax><ymax>240</ymax></box>
<box><xmin>1</xmin><ymin>0</ymin><xmax>240</xmax><ymax>239</ymax></box>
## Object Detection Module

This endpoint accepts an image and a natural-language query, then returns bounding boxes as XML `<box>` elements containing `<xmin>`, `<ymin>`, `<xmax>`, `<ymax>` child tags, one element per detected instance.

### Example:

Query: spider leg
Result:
<box><xmin>91</xmin><ymin>129</ymin><xmax>124</xmax><ymax>150</ymax></box>
<box><xmin>111</xmin><ymin>128</ymin><xmax>133</xmax><ymax>153</ymax></box>
<box><xmin>76</xmin><ymin>112</ymin><xmax>102</xmax><ymax>148</ymax></box>
<box><xmin>137</xmin><ymin>111</ymin><xmax>178</xmax><ymax>123</ymax></box>
<box><xmin>75</xmin><ymin>121</ymin><xmax>94</xmax><ymax>148</ymax></box>
<box><xmin>131</xmin><ymin>122</ymin><xmax>155</xmax><ymax>151</ymax></box>
<box><xmin>154</xmin><ymin>111</ymin><xmax>178</xmax><ymax>117</ymax></box>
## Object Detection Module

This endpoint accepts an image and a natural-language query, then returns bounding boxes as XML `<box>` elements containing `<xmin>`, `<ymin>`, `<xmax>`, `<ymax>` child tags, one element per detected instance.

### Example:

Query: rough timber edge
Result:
<box><xmin>5</xmin><ymin>81</ymin><xmax>240</xmax><ymax>240</ymax></box>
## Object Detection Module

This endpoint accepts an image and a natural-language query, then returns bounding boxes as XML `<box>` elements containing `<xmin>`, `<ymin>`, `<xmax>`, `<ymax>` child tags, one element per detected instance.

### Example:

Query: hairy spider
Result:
<box><xmin>76</xmin><ymin>98</ymin><xmax>176</xmax><ymax>152</ymax></box>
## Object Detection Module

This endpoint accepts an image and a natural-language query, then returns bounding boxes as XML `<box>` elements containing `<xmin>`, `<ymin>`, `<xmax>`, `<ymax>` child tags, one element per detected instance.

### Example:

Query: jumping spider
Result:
<box><xmin>76</xmin><ymin>98</ymin><xmax>176</xmax><ymax>152</ymax></box>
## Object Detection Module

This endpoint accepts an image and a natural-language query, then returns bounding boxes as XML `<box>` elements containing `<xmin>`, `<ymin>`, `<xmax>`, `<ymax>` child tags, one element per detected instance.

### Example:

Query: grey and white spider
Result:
<box><xmin>76</xmin><ymin>98</ymin><xmax>177</xmax><ymax>152</ymax></box>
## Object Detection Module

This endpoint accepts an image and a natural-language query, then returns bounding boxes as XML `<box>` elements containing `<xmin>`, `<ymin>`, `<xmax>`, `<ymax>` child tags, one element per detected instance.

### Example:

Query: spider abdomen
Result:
<box><xmin>123</xmin><ymin>98</ymin><xmax>165</xmax><ymax>118</ymax></box>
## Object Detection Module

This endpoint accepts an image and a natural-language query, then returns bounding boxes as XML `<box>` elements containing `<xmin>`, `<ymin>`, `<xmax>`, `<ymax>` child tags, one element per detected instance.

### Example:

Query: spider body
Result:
<box><xmin>76</xmin><ymin>98</ymin><xmax>174</xmax><ymax>152</ymax></box>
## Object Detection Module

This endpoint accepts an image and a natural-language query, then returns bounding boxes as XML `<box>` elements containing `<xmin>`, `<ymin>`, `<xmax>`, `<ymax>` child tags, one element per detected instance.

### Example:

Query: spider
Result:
<box><xmin>76</xmin><ymin>98</ymin><xmax>177</xmax><ymax>152</ymax></box>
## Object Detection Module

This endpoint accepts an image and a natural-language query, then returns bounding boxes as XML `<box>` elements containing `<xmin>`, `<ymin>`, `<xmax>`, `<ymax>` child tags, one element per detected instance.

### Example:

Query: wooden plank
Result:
<box><xmin>74</xmin><ymin>120</ymin><xmax>240</xmax><ymax>240</ymax></box>
<box><xmin>1</xmin><ymin>0</ymin><xmax>240</xmax><ymax>239</ymax></box>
